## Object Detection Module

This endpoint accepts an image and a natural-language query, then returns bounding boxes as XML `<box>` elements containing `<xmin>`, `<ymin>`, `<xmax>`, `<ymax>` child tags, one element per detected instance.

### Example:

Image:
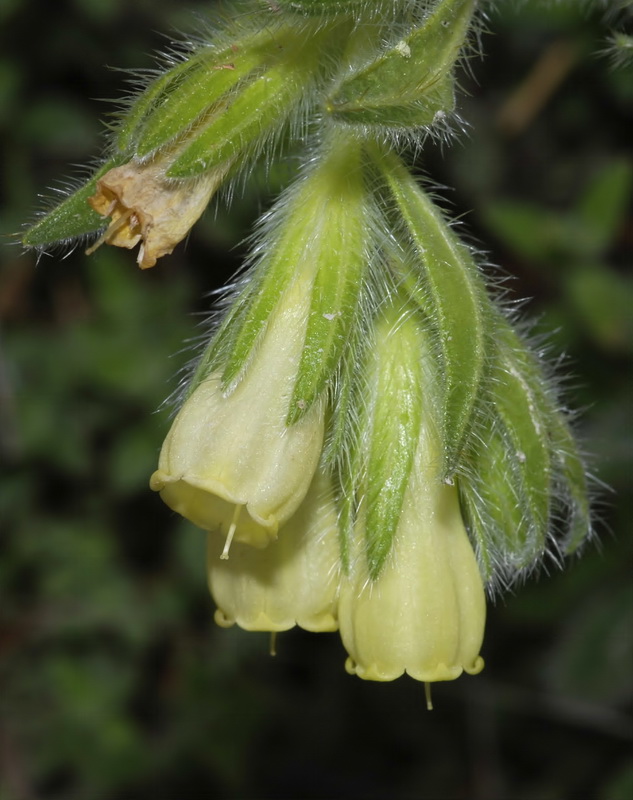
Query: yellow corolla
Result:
<box><xmin>208</xmin><ymin>469</ymin><xmax>340</xmax><ymax>632</ymax></box>
<box><xmin>338</xmin><ymin>420</ymin><xmax>486</xmax><ymax>684</ymax></box>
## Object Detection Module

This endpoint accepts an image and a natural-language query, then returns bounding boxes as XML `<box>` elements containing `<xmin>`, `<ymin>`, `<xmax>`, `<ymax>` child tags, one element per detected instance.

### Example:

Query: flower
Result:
<box><xmin>338</xmin><ymin>418</ymin><xmax>486</xmax><ymax>682</ymax></box>
<box><xmin>150</xmin><ymin>270</ymin><xmax>325</xmax><ymax>549</ymax></box>
<box><xmin>86</xmin><ymin>158</ymin><xmax>228</xmax><ymax>268</ymax></box>
<box><xmin>336</xmin><ymin>292</ymin><xmax>486</xmax><ymax>684</ymax></box>
<box><xmin>208</xmin><ymin>468</ymin><xmax>340</xmax><ymax>632</ymax></box>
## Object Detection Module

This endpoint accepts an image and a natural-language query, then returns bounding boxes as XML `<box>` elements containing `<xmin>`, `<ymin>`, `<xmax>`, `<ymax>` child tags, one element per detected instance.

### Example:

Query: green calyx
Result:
<box><xmin>370</xmin><ymin>145</ymin><xmax>488</xmax><ymax>479</ymax></box>
<box><xmin>188</xmin><ymin>133</ymin><xmax>370</xmax><ymax>425</ymax></box>
<box><xmin>22</xmin><ymin>155</ymin><xmax>126</xmax><ymax>248</ymax></box>
<box><xmin>361</xmin><ymin>297</ymin><xmax>427</xmax><ymax>580</ymax></box>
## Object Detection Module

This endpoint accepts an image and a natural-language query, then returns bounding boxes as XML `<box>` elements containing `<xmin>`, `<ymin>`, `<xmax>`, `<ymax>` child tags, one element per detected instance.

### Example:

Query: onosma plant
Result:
<box><xmin>23</xmin><ymin>0</ymin><xmax>594</xmax><ymax>704</ymax></box>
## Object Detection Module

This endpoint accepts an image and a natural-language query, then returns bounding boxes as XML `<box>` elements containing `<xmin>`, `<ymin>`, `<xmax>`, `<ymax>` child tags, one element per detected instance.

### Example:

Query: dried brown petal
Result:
<box><xmin>86</xmin><ymin>159</ymin><xmax>228</xmax><ymax>268</ymax></box>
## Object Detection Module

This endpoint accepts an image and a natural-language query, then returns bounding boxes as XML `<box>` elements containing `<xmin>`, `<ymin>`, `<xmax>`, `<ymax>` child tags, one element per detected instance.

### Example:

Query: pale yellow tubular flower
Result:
<box><xmin>339</xmin><ymin>418</ymin><xmax>486</xmax><ymax>683</ymax></box>
<box><xmin>208</xmin><ymin>468</ymin><xmax>340</xmax><ymax>632</ymax></box>
<box><xmin>150</xmin><ymin>271</ymin><xmax>325</xmax><ymax>549</ymax></box>
<box><xmin>86</xmin><ymin>159</ymin><xmax>230</xmax><ymax>268</ymax></box>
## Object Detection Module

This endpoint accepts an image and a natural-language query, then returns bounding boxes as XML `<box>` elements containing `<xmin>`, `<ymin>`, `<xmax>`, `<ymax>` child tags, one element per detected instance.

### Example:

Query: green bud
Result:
<box><xmin>165</xmin><ymin>30</ymin><xmax>325</xmax><ymax>178</ymax></box>
<box><xmin>114</xmin><ymin>44</ymin><xmax>246</xmax><ymax>155</ymax></box>
<box><xmin>460</xmin><ymin>424</ymin><xmax>546</xmax><ymax>584</ymax></box>
<box><xmin>326</xmin><ymin>0</ymin><xmax>476</xmax><ymax>128</ymax></box>
<box><xmin>459</xmin><ymin>313</ymin><xmax>591</xmax><ymax>588</ymax></box>
<box><xmin>494</xmin><ymin>316</ymin><xmax>592</xmax><ymax>557</ymax></box>
<box><xmin>490</xmin><ymin>329</ymin><xmax>552</xmax><ymax>544</ymax></box>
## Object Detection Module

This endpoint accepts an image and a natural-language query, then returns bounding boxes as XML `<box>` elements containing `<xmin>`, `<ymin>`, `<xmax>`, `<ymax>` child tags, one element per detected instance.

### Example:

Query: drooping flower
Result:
<box><xmin>151</xmin><ymin>132</ymin><xmax>370</xmax><ymax>551</ymax></box>
<box><xmin>336</xmin><ymin>293</ymin><xmax>485</xmax><ymax>683</ymax></box>
<box><xmin>209</xmin><ymin>468</ymin><xmax>340</xmax><ymax>632</ymax></box>
<box><xmin>338</xmin><ymin>428</ymin><xmax>486</xmax><ymax>683</ymax></box>
<box><xmin>150</xmin><ymin>270</ymin><xmax>325</xmax><ymax>550</ymax></box>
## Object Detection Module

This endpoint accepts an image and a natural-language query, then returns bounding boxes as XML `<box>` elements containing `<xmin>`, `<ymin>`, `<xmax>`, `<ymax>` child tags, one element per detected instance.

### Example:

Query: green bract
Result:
<box><xmin>327</xmin><ymin>0</ymin><xmax>476</xmax><ymax>128</ymax></box>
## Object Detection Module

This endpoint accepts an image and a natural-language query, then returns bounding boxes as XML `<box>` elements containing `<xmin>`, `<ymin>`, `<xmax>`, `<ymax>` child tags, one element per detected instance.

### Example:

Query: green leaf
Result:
<box><xmin>564</xmin><ymin>265</ymin><xmax>633</xmax><ymax>352</ymax></box>
<box><xmin>483</xmin><ymin>200</ymin><xmax>563</xmax><ymax>264</ymax></box>
<box><xmin>576</xmin><ymin>158</ymin><xmax>633</xmax><ymax>256</ymax></box>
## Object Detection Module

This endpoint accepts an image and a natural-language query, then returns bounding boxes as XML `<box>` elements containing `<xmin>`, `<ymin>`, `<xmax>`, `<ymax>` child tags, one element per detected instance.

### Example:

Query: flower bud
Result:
<box><xmin>208</xmin><ymin>469</ymin><xmax>340</xmax><ymax>632</ymax></box>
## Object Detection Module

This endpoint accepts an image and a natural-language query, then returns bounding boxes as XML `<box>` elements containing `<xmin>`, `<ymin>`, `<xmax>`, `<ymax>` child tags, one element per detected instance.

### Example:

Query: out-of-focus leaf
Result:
<box><xmin>602</xmin><ymin>761</ymin><xmax>633</xmax><ymax>800</ymax></box>
<box><xmin>576</xmin><ymin>159</ymin><xmax>633</xmax><ymax>256</ymax></box>
<box><xmin>564</xmin><ymin>265</ymin><xmax>633</xmax><ymax>352</ymax></box>
<box><xmin>544</xmin><ymin>583</ymin><xmax>633</xmax><ymax>704</ymax></box>
<box><xmin>483</xmin><ymin>201</ymin><xmax>569</xmax><ymax>264</ymax></box>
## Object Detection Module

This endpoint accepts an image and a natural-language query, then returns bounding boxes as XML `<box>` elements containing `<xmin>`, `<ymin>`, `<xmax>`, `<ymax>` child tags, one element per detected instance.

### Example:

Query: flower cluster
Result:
<box><xmin>145</xmin><ymin>133</ymin><xmax>590</xmax><ymax>688</ymax></box>
<box><xmin>23</xmin><ymin>0</ymin><xmax>592</xmax><ymax>693</ymax></box>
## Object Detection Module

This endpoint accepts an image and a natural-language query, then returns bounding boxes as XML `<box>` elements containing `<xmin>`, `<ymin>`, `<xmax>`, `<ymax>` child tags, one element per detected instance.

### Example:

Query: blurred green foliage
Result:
<box><xmin>1</xmin><ymin>1</ymin><xmax>632</xmax><ymax>799</ymax></box>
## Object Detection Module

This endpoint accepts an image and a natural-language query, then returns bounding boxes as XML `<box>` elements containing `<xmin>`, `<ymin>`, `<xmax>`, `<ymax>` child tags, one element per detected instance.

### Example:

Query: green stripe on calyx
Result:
<box><xmin>362</xmin><ymin>296</ymin><xmax>426</xmax><ymax>580</ymax></box>
<box><xmin>373</xmin><ymin>146</ymin><xmax>487</xmax><ymax>479</ymax></box>
<box><xmin>132</xmin><ymin>29</ymin><xmax>289</xmax><ymax>160</ymax></box>
<box><xmin>220</xmin><ymin>135</ymin><xmax>363</xmax><ymax>392</ymax></box>
<box><xmin>287</xmin><ymin>137</ymin><xmax>369</xmax><ymax>423</ymax></box>
<box><xmin>326</xmin><ymin>0</ymin><xmax>476</xmax><ymax>127</ymax></box>
<box><xmin>183</xmin><ymin>284</ymin><xmax>257</xmax><ymax>401</ymax></box>
<box><xmin>115</xmin><ymin>47</ymin><xmax>232</xmax><ymax>154</ymax></box>
<box><xmin>166</xmin><ymin>24</ymin><xmax>341</xmax><ymax>179</ymax></box>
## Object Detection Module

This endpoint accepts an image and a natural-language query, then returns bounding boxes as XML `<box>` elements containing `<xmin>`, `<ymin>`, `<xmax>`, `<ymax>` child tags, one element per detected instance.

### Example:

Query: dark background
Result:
<box><xmin>1</xmin><ymin>1</ymin><xmax>632</xmax><ymax>798</ymax></box>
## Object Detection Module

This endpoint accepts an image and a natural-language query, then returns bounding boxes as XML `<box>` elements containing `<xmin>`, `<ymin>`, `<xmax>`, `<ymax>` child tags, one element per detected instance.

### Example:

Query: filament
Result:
<box><xmin>220</xmin><ymin>504</ymin><xmax>241</xmax><ymax>560</ymax></box>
